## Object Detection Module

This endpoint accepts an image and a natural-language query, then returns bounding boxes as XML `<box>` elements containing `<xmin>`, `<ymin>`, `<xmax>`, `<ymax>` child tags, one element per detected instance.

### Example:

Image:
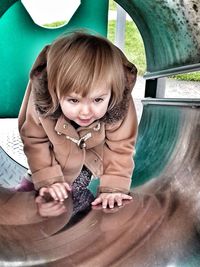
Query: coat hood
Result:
<box><xmin>30</xmin><ymin>45</ymin><xmax>137</xmax><ymax>124</ymax></box>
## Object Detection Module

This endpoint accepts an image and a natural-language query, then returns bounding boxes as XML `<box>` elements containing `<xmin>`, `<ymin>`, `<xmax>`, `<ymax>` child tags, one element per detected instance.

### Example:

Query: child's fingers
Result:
<box><xmin>102</xmin><ymin>206</ymin><xmax>121</xmax><ymax>213</ymax></box>
<box><xmin>102</xmin><ymin>198</ymin><xmax>108</xmax><ymax>209</ymax></box>
<box><xmin>107</xmin><ymin>196</ymin><xmax>115</xmax><ymax>209</ymax></box>
<box><xmin>63</xmin><ymin>182</ymin><xmax>72</xmax><ymax>192</ymax></box>
<box><xmin>36</xmin><ymin>195</ymin><xmax>58</xmax><ymax>208</ymax></box>
<box><xmin>55</xmin><ymin>183</ymin><xmax>69</xmax><ymax>198</ymax></box>
<box><xmin>48</xmin><ymin>187</ymin><xmax>59</xmax><ymax>201</ymax></box>
<box><xmin>45</xmin><ymin>202</ymin><xmax>66</xmax><ymax>213</ymax></box>
<box><xmin>92</xmin><ymin>204</ymin><xmax>120</xmax><ymax>213</ymax></box>
<box><xmin>39</xmin><ymin>183</ymin><xmax>71</xmax><ymax>202</ymax></box>
<box><xmin>91</xmin><ymin>197</ymin><xmax>102</xmax><ymax>206</ymax></box>
<box><xmin>91</xmin><ymin>204</ymin><xmax>102</xmax><ymax>210</ymax></box>
<box><xmin>114</xmin><ymin>194</ymin><xmax>132</xmax><ymax>207</ymax></box>
<box><xmin>40</xmin><ymin>200</ymin><xmax>61</xmax><ymax>209</ymax></box>
<box><xmin>50</xmin><ymin>205</ymin><xmax>67</xmax><ymax>216</ymax></box>
<box><xmin>92</xmin><ymin>197</ymin><xmax>109</xmax><ymax>209</ymax></box>
<box><xmin>40</xmin><ymin>204</ymin><xmax>67</xmax><ymax>217</ymax></box>
<box><xmin>91</xmin><ymin>194</ymin><xmax>133</xmax><ymax>213</ymax></box>
<box><xmin>50</xmin><ymin>183</ymin><xmax>68</xmax><ymax>201</ymax></box>
<box><xmin>115</xmin><ymin>195</ymin><xmax>123</xmax><ymax>207</ymax></box>
<box><xmin>37</xmin><ymin>198</ymin><xmax>67</xmax><ymax>217</ymax></box>
<box><xmin>39</xmin><ymin>187</ymin><xmax>49</xmax><ymax>197</ymax></box>
<box><xmin>121</xmin><ymin>194</ymin><xmax>133</xmax><ymax>200</ymax></box>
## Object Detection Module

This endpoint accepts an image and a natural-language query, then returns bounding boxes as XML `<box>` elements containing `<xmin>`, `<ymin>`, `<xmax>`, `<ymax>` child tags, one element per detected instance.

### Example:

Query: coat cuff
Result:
<box><xmin>32</xmin><ymin>165</ymin><xmax>65</xmax><ymax>190</ymax></box>
<box><xmin>99</xmin><ymin>174</ymin><xmax>131</xmax><ymax>194</ymax></box>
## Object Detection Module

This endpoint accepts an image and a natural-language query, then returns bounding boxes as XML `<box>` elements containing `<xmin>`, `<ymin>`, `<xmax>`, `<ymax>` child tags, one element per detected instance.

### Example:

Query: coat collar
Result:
<box><xmin>54</xmin><ymin>115</ymin><xmax>105</xmax><ymax>149</ymax></box>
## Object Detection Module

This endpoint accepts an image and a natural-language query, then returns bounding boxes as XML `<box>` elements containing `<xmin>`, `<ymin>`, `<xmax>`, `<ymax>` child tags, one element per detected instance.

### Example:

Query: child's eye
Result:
<box><xmin>68</xmin><ymin>99</ymin><xmax>79</xmax><ymax>104</ymax></box>
<box><xmin>94</xmin><ymin>98</ymin><xmax>103</xmax><ymax>103</ymax></box>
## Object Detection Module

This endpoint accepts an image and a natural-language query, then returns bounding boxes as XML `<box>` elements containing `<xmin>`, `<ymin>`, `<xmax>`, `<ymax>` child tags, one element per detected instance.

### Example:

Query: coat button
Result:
<box><xmin>63</xmin><ymin>123</ymin><xmax>68</xmax><ymax>129</ymax></box>
<box><xmin>93</xmin><ymin>122</ymin><xmax>101</xmax><ymax>131</ymax></box>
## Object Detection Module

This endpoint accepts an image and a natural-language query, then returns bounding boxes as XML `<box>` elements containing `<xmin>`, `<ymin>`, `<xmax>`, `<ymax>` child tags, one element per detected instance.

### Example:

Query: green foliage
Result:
<box><xmin>170</xmin><ymin>72</ymin><xmax>200</xmax><ymax>81</ymax></box>
<box><xmin>43</xmin><ymin>21</ymin><xmax>67</xmax><ymax>28</ymax></box>
<box><xmin>108</xmin><ymin>20</ymin><xmax>146</xmax><ymax>76</ymax></box>
<box><xmin>109</xmin><ymin>0</ymin><xmax>117</xmax><ymax>10</ymax></box>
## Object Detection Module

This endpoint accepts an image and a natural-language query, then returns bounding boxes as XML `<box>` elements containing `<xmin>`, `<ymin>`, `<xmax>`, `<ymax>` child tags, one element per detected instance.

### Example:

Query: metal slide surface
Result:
<box><xmin>132</xmin><ymin>99</ymin><xmax>200</xmax><ymax>187</ymax></box>
<box><xmin>0</xmin><ymin>101</ymin><xmax>200</xmax><ymax>266</ymax></box>
<box><xmin>0</xmin><ymin>0</ymin><xmax>200</xmax><ymax>265</ymax></box>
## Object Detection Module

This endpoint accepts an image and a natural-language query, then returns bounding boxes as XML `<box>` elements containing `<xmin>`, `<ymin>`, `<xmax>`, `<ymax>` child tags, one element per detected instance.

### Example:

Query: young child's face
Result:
<box><xmin>60</xmin><ymin>85</ymin><xmax>111</xmax><ymax>127</ymax></box>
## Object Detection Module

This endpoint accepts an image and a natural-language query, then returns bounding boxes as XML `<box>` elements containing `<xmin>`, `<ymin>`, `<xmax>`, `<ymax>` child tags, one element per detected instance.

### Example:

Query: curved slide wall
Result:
<box><xmin>116</xmin><ymin>0</ymin><xmax>200</xmax><ymax>78</ymax></box>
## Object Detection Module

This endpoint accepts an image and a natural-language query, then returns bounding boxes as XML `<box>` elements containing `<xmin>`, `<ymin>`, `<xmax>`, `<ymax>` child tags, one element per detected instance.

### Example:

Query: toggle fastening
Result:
<box><xmin>66</xmin><ymin>132</ymin><xmax>92</xmax><ymax>149</ymax></box>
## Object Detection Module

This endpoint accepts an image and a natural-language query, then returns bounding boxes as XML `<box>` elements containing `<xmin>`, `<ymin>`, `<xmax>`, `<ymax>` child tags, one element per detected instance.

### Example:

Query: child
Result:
<box><xmin>18</xmin><ymin>31</ymin><xmax>138</xmax><ymax>217</ymax></box>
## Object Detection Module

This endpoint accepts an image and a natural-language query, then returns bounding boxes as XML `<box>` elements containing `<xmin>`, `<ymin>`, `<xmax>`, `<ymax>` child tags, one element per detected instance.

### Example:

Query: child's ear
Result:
<box><xmin>30</xmin><ymin>45</ymin><xmax>50</xmax><ymax>79</ymax></box>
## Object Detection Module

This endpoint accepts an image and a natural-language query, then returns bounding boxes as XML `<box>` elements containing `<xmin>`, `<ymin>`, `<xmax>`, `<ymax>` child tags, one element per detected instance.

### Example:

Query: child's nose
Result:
<box><xmin>80</xmin><ymin>104</ymin><xmax>91</xmax><ymax>116</ymax></box>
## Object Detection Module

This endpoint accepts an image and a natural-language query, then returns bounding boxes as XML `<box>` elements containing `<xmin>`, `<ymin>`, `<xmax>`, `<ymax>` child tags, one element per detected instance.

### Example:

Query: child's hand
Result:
<box><xmin>36</xmin><ymin>196</ymin><xmax>67</xmax><ymax>217</ymax></box>
<box><xmin>91</xmin><ymin>192</ymin><xmax>132</xmax><ymax>209</ymax></box>
<box><xmin>39</xmin><ymin>182</ymin><xmax>71</xmax><ymax>202</ymax></box>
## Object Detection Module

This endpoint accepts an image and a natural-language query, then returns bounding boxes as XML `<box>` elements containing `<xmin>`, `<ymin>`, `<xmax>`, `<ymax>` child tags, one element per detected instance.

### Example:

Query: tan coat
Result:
<box><xmin>18</xmin><ymin>46</ymin><xmax>138</xmax><ymax>192</ymax></box>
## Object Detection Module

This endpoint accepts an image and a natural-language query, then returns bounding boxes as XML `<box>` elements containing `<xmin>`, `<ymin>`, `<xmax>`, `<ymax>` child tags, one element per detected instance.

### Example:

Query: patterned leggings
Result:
<box><xmin>71</xmin><ymin>166</ymin><xmax>95</xmax><ymax>216</ymax></box>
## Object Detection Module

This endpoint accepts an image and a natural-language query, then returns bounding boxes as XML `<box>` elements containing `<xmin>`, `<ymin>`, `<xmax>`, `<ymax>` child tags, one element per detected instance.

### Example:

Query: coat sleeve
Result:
<box><xmin>100</xmin><ymin>97</ymin><xmax>138</xmax><ymax>194</ymax></box>
<box><xmin>18</xmin><ymin>82</ymin><xmax>65</xmax><ymax>190</ymax></box>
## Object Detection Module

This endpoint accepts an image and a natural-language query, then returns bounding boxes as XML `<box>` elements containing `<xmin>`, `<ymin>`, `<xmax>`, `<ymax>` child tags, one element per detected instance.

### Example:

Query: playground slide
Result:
<box><xmin>0</xmin><ymin>100</ymin><xmax>200</xmax><ymax>266</ymax></box>
<box><xmin>1</xmin><ymin>0</ymin><xmax>200</xmax><ymax>266</ymax></box>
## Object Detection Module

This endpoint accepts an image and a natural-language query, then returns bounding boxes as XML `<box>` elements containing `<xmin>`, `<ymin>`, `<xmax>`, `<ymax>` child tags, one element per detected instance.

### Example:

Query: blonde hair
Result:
<box><xmin>45</xmin><ymin>31</ymin><xmax>136</xmax><ymax>116</ymax></box>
